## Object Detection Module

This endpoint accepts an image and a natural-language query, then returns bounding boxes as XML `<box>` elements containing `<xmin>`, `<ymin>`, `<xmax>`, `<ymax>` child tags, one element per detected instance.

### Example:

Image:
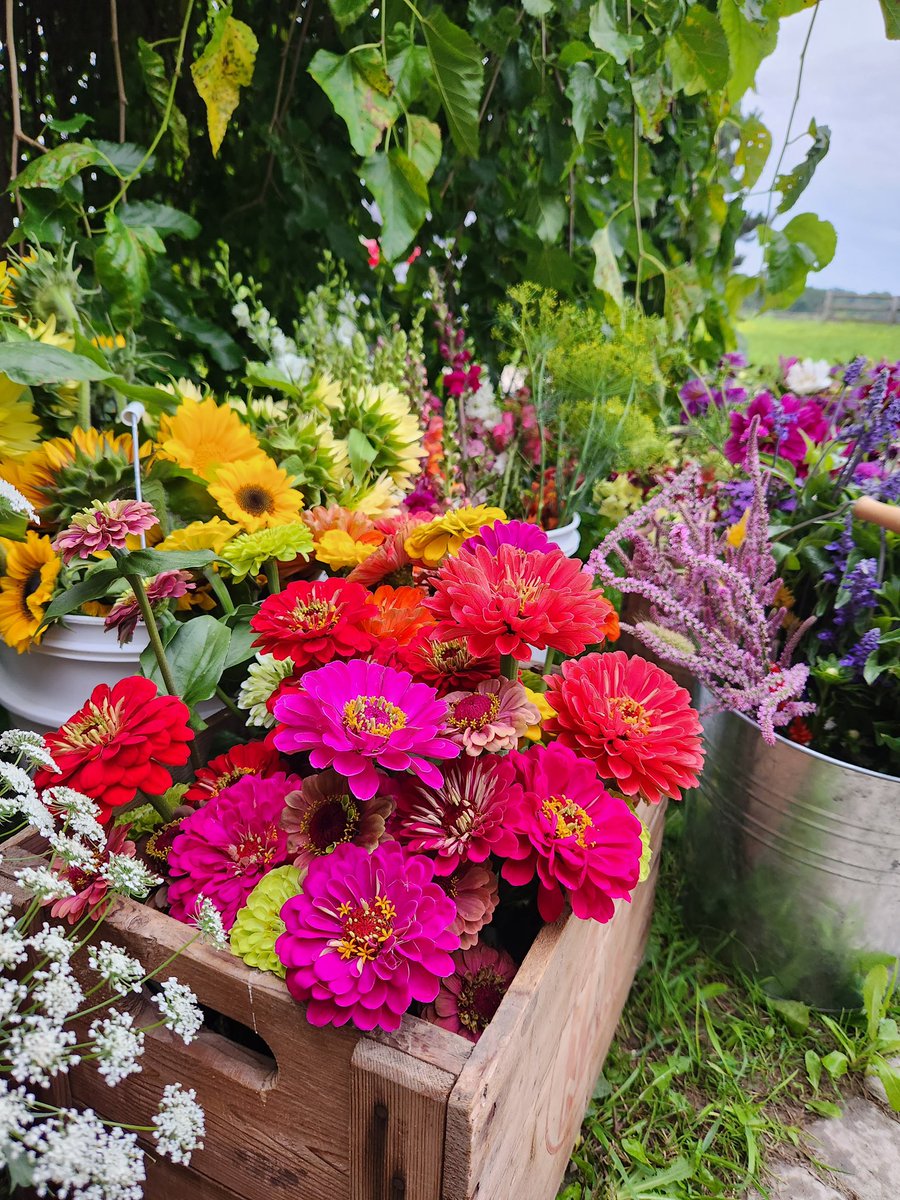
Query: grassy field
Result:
<box><xmin>739</xmin><ymin>317</ymin><xmax>900</xmax><ymax>366</ymax></box>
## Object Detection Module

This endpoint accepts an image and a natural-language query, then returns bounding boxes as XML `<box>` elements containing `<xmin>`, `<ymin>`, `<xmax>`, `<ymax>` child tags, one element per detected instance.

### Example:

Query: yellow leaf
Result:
<box><xmin>190</xmin><ymin>9</ymin><xmax>258</xmax><ymax>158</ymax></box>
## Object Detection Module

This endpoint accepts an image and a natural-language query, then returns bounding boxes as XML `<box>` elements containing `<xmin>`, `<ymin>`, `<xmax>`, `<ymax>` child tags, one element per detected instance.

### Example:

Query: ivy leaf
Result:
<box><xmin>775</xmin><ymin>120</ymin><xmax>830</xmax><ymax>213</ymax></box>
<box><xmin>326</xmin><ymin>0</ymin><xmax>371</xmax><ymax>28</ymax></box>
<box><xmin>735</xmin><ymin>115</ymin><xmax>771</xmax><ymax>188</ymax></box>
<box><xmin>566</xmin><ymin>62</ymin><xmax>604</xmax><ymax>144</ymax></box>
<box><xmin>878</xmin><ymin>0</ymin><xmax>900</xmax><ymax>37</ymax></box>
<box><xmin>588</xmin><ymin>0</ymin><xmax>643</xmax><ymax>66</ymax></box>
<box><xmin>191</xmin><ymin>7</ymin><xmax>258</xmax><ymax>158</ymax></box>
<box><xmin>719</xmin><ymin>0</ymin><xmax>777</xmax><ymax>101</ymax></box>
<box><xmin>141</xmin><ymin>615</ymin><xmax>231</xmax><ymax>708</ymax></box>
<box><xmin>95</xmin><ymin>211</ymin><xmax>153</xmax><ymax>323</ymax></box>
<box><xmin>665</xmin><ymin>262</ymin><xmax>704</xmax><ymax>339</ymax></box>
<box><xmin>309</xmin><ymin>49</ymin><xmax>399</xmax><ymax>157</ymax></box>
<box><xmin>407</xmin><ymin>114</ymin><xmax>442</xmax><ymax>185</ymax></box>
<box><xmin>419</xmin><ymin>9</ymin><xmax>484</xmax><ymax>158</ymax></box>
<box><xmin>590</xmin><ymin>224</ymin><xmax>624</xmax><ymax>307</ymax></box>
<box><xmin>119</xmin><ymin>201</ymin><xmax>200</xmax><ymax>240</ymax></box>
<box><xmin>668</xmin><ymin>7</ymin><xmax>730</xmax><ymax>95</ymax></box>
<box><xmin>11</xmin><ymin>142</ymin><xmax>103</xmax><ymax>190</ymax></box>
<box><xmin>362</xmin><ymin>148</ymin><xmax>429</xmax><ymax>261</ymax></box>
<box><xmin>138</xmin><ymin>38</ymin><xmax>190</xmax><ymax>162</ymax></box>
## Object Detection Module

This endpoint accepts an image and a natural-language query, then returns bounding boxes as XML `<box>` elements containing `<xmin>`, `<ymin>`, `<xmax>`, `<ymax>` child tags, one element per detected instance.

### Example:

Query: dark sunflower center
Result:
<box><xmin>20</xmin><ymin>568</ymin><xmax>43</xmax><ymax>617</ymax></box>
<box><xmin>236</xmin><ymin>485</ymin><xmax>275</xmax><ymax>517</ymax></box>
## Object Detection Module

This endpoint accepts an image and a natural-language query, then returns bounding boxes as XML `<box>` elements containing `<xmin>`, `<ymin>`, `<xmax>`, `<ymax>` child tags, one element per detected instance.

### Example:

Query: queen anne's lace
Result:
<box><xmin>152</xmin><ymin>978</ymin><xmax>204</xmax><ymax>1044</ymax></box>
<box><xmin>88</xmin><ymin>1011</ymin><xmax>145</xmax><ymax>1087</ymax></box>
<box><xmin>153</xmin><ymin>1083</ymin><xmax>205</xmax><ymax>1165</ymax></box>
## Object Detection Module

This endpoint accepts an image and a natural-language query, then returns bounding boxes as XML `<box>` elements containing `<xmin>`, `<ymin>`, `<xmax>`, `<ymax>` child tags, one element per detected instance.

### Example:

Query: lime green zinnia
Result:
<box><xmin>220</xmin><ymin>523</ymin><xmax>313</xmax><ymax>581</ymax></box>
<box><xmin>230</xmin><ymin>865</ymin><xmax>303</xmax><ymax>976</ymax></box>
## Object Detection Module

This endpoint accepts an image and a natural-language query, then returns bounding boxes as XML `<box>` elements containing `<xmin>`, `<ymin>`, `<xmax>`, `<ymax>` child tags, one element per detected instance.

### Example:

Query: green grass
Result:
<box><xmin>739</xmin><ymin>317</ymin><xmax>900</xmax><ymax>367</ymax></box>
<box><xmin>558</xmin><ymin>812</ymin><xmax>899</xmax><ymax>1200</ymax></box>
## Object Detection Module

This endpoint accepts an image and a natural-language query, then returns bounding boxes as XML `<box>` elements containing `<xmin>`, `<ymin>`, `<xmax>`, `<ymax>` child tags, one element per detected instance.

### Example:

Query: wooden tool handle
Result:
<box><xmin>853</xmin><ymin>496</ymin><xmax>900</xmax><ymax>535</ymax></box>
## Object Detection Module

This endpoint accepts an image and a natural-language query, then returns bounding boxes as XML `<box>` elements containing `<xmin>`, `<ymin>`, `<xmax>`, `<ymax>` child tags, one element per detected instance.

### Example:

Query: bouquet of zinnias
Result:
<box><xmin>26</xmin><ymin>515</ymin><xmax>704</xmax><ymax>1042</ymax></box>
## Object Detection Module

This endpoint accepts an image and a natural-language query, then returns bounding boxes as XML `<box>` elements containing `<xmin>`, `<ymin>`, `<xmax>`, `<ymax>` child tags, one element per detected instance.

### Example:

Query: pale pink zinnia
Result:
<box><xmin>281</xmin><ymin>768</ymin><xmax>393</xmax><ymax>876</ymax></box>
<box><xmin>438</xmin><ymin>862</ymin><xmax>499</xmax><ymax>949</ymax></box>
<box><xmin>390</xmin><ymin>756</ymin><xmax>522</xmax><ymax>874</ymax></box>
<box><xmin>421</xmin><ymin>940</ymin><xmax>517</xmax><ymax>1042</ymax></box>
<box><xmin>442</xmin><ymin>678</ymin><xmax>540</xmax><ymax>755</ymax></box>
<box><xmin>53</xmin><ymin>499</ymin><xmax>158</xmax><ymax>563</ymax></box>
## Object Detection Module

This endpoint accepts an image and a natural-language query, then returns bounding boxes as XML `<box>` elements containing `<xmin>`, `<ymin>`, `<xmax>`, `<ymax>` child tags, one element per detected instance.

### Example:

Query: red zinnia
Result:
<box><xmin>426</xmin><ymin>543</ymin><xmax>620</xmax><ymax>662</ymax></box>
<box><xmin>398</xmin><ymin>627</ymin><xmax>499</xmax><ymax>696</ymax></box>
<box><xmin>250</xmin><ymin>577</ymin><xmax>378</xmax><ymax>667</ymax></box>
<box><xmin>183</xmin><ymin>740</ymin><xmax>284</xmax><ymax>807</ymax></box>
<box><xmin>35</xmin><ymin>676</ymin><xmax>194</xmax><ymax>822</ymax></box>
<box><xmin>544</xmin><ymin>652</ymin><xmax>704</xmax><ymax>804</ymax></box>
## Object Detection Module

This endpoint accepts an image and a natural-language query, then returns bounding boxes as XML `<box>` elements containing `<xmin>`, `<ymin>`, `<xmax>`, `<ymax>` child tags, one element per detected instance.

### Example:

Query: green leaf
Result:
<box><xmin>665</xmin><ymin>263</ymin><xmax>704</xmax><ymax>339</ymax></box>
<box><xmin>783</xmin><ymin>212</ymin><xmax>837</xmax><ymax>270</ymax></box>
<box><xmin>768</xmin><ymin>997</ymin><xmax>810</xmax><ymax>1034</ymax></box>
<box><xmin>805</xmin><ymin>1049</ymin><xmax>822</xmax><ymax>1090</ymax></box>
<box><xmin>566</xmin><ymin>62</ymin><xmax>603</xmax><ymax>144</ymax></box>
<box><xmin>775</xmin><ymin>121</ymin><xmax>830</xmax><ymax>213</ymax></box>
<box><xmin>90</xmin><ymin>140</ymin><xmax>150</xmax><ymax>177</ymax></box>
<box><xmin>590</xmin><ymin>224</ymin><xmax>624</xmax><ymax>307</ymax></box>
<box><xmin>362</xmin><ymin>148</ymin><xmax>429</xmax><ymax>261</ymax></box>
<box><xmin>191</xmin><ymin>8</ymin><xmax>258</xmax><ymax>157</ymax></box>
<box><xmin>531</xmin><ymin>192</ymin><xmax>567</xmax><ymax>244</ymax></box>
<box><xmin>864</xmin><ymin>964</ymin><xmax>890</xmax><ymax>1029</ymax></box>
<box><xmin>822</xmin><ymin>1051</ymin><xmax>849</xmax><ymax>1081</ymax></box>
<box><xmin>719</xmin><ymin>0</ymin><xmax>778</xmax><ymax>102</ymax></box>
<box><xmin>309</xmin><ymin>49</ymin><xmax>399</xmax><ymax>157</ymax></box>
<box><xmin>142</xmin><ymin>615</ymin><xmax>231</xmax><ymax>708</ymax></box>
<box><xmin>40</xmin><ymin>563</ymin><xmax>120</xmax><ymax>628</ymax></box>
<box><xmin>117</xmin><ymin>548</ymin><xmax>215</xmax><ymax>576</ymax></box>
<box><xmin>668</xmin><ymin>7</ymin><xmax>730</xmax><ymax>95</ymax></box>
<box><xmin>347</xmin><ymin>426</ymin><xmax>378</xmax><ymax>481</ymax></box>
<box><xmin>735</xmin><ymin>115</ymin><xmax>771</xmax><ymax>188</ymax></box>
<box><xmin>11</xmin><ymin>142</ymin><xmax>103</xmax><ymax>190</ymax></box>
<box><xmin>406</xmin><ymin>114</ymin><xmax>442</xmax><ymax>185</ymax></box>
<box><xmin>94</xmin><ymin>211</ymin><xmax>153</xmax><ymax>322</ymax></box>
<box><xmin>631</xmin><ymin>74</ymin><xmax>668</xmax><ymax>142</ymax></box>
<box><xmin>878</xmin><ymin>0</ymin><xmax>900</xmax><ymax>37</ymax></box>
<box><xmin>419</xmin><ymin>10</ymin><xmax>484</xmax><ymax>158</ymax></box>
<box><xmin>874</xmin><ymin>1059</ymin><xmax>900</xmax><ymax>1111</ymax></box>
<box><xmin>119</xmin><ymin>201</ymin><xmax>200</xmax><ymax>240</ymax></box>
<box><xmin>523</xmin><ymin>0</ymin><xmax>555</xmax><ymax>14</ymax></box>
<box><xmin>0</xmin><ymin>342</ymin><xmax>112</xmax><ymax>385</ymax></box>
<box><xmin>326</xmin><ymin>0</ymin><xmax>371</xmax><ymax>28</ymax></box>
<box><xmin>44</xmin><ymin>114</ymin><xmax>92</xmax><ymax>134</ymax></box>
<box><xmin>223</xmin><ymin>620</ymin><xmax>258</xmax><ymax>669</ymax></box>
<box><xmin>138</xmin><ymin>37</ymin><xmax>190</xmax><ymax>161</ymax></box>
<box><xmin>387</xmin><ymin>29</ymin><xmax>431</xmax><ymax>108</ymax></box>
<box><xmin>588</xmin><ymin>0</ymin><xmax>643</xmax><ymax>66</ymax></box>
<box><xmin>807</xmin><ymin>1099</ymin><xmax>843</xmax><ymax>1119</ymax></box>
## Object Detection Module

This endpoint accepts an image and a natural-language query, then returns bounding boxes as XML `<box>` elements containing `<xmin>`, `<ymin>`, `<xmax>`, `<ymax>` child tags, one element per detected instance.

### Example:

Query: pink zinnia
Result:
<box><xmin>276</xmin><ymin>840</ymin><xmax>459</xmax><ymax>1031</ymax></box>
<box><xmin>167</xmin><ymin>771</ymin><xmax>300</xmax><ymax>930</ymax></box>
<box><xmin>53</xmin><ymin>499</ymin><xmax>158</xmax><ymax>563</ymax></box>
<box><xmin>426</xmin><ymin>543</ymin><xmax>620</xmax><ymax>662</ymax></box>
<box><xmin>544</xmin><ymin>652</ymin><xmax>704</xmax><ymax>804</ymax></box>
<box><xmin>460</xmin><ymin>519</ymin><xmax>553</xmax><ymax>556</ymax></box>
<box><xmin>281</xmin><ymin>768</ymin><xmax>393</xmax><ymax>876</ymax></box>
<box><xmin>272</xmin><ymin>659</ymin><xmax>459</xmax><ymax>801</ymax></box>
<box><xmin>724</xmin><ymin>391</ymin><xmax>830</xmax><ymax>470</ymax></box>
<box><xmin>502</xmin><ymin>743</ymin><xmax>644</xmax><ymax>923</ymax></box>
<box><xmin>50</xmin><ymin>823</ymin><xmax>136</xmax><ymax>925</ymax></box>
<box><xmin>390</xmin><ymin>756</ymin><xmax>522</xmax><ymax>875</ymax></box>
<box><xmin>104</xmin><ymin>569</ymin><xmax>195</xmax><ymax>645</ymax></box>
<box><xmin>442</xmin><ymin>678</ymin><xmax>540</xmax><ymax>756</ymax></box>
<box><xmin>438</xmin><ymin>862</ymin><xmax>499</xmax><ymax>949</ymax></box>
<box><xmin>422</xmin><ymin>941</ymin><xmax>517</xmax><ymax>1042</ymax></box>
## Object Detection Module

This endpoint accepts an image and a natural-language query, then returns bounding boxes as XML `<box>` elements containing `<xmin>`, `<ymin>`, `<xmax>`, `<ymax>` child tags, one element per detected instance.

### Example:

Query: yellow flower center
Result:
<box><xmin>236</xmin><ymin>485</ymin><xmax>275</xmax><ymax>517</ymax></box>
<box><xmin>60</xmin><ymin>697</ymin><xmax>125</xmax><ymax>748</ymax></box>
<box><xmin>229</xmin><ymin>828</ymin><xmax>281</xmax><ymax>873</ymax></box>
<box><xmin>290</xmin><ymin>598</ymin><xmax>339</xmax><ymax>636</ymax></box>
<box><xmin>336</xmin><ymin>895</ymin><xmax>396</xmax><ymax>961</ymax></box>
<box><xmin>342</xmin><ymin>696</ymin><xmax>408</xmax><ymax>738</ymax></box>
<box><xmin>430</xmin><ymin>638</ymin><xmax>471</xmax><ymax>673</ymax></box>
<box><xmin>541</xmin><ymin>795</ymin><xmax>593</xmax><ymax>847</ymax></box>
<box><xmin>450</xmin><ymin>693</ymin><xmax>499</xmax><ymax>731</ymax></box>
<box><xmin>608</xmin><ymin>696</ymin><xmax>651</xmax><ymax>736</ymax></box>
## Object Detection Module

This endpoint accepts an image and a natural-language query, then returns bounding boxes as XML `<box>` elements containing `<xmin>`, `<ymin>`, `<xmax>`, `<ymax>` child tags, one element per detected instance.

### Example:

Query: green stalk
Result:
<box><xmin>147</xmin><ymin>791</ymin><xmax>176</xmax><ymax>822</ymax></box>
<box><xmin>264</xmin><ymin>557</ymin><xmax>282</xmax><ymax>594</ymax></box>
<box><xmin>215</xmin><ymin>686</ymin><xmax>241</xmax><ymax>717</ymax></box>
<box><xmin>76</xmin><ymin>381</ymin><xmax>91</xmax><ymax>430</ymax></box>
<box><xmin>203</xmin><ymin>567</ymin><xmax>235</xmax><ymax>614</ymax></box>
<box><xmin>499</xmin><ymin>653</ymin><xmax>519</xmax><ymax>682</ymax></box>
<box><xmin>543</xmin><ymin>648</ymin><xmax>557</xmax><ymax>675</ymax></box>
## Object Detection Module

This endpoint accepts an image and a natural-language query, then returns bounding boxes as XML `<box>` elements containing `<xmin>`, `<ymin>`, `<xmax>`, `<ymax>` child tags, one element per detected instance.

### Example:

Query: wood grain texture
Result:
<box><xmin>442</xmin><ymin>800</ymin><xmax>667</xmax><ymax>1200</ymax></box>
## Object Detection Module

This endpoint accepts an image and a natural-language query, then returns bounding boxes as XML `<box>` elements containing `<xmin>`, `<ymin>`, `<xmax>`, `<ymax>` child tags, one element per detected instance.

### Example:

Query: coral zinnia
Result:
<box><xmin>281</xmin><ymin>769</ymin><xmax>392</xmax><ymax>875</ymax></box>
<box><xmin>273</xmin><ymin>658</ymin><xmax>458</xmax><ymax>800</ymax></box>
<box><xmin>183</xmin><ymin>740</ymin><xmax>284</xmax><ymax>807</ymax></box>
<box><xmin>209</xmin><ymin>454</ymin><xmax>304</xmax><ymax>532</ymax></box>
<box><xmin>167</xmin><ymin>771</ymin><xmax>300</xmax><ymax>931</ymax></box>
<box><xmin>404</xmin><ymin>505</ymin><xmax>507</xmax><ymax>567</ymax></box>
<box><xmin>276</xmin><ymin>840</ymin><xmax>459</xmax><ymax>1031</ymax></box>
<box><xmin>544</xmin><ymin>652</ymin><xmax>704</xmax><ymax>804</ymax></box>
<box><xmin>363</xmin><ymin>585</ymin><xmax>435</xmax><ymax>649</ymax></box>
<box><xmin>250</xmin><ymin>577</ymin><xmax>378</xmax><ymax>667</ymax></box>
<box><xmin>35</xmin><ymin>677</ymin><xmax>194</xmax><ymax>822</ymax></box>
<box><xmin>437</xmin><ymin>863</ymin><xmax>499</xmax><ymax>950</ymax></box>
<box><xmin>442</xmin><ymin>679</ymin><xmax>540</xmax><ymax>756</ymax></box>
<box><xmin>0</xmin><ymin>530</ymin><xmax>60</xmax><ymax>652</ymax></box>
<box><xmin>346</xmin><ymin>512</ymin><xmax>429</xmax><ymax>587</ymax></box>
<box><xmin>229</xmin><ymin>865</ymin><xmax>303</xmax><ymax>977</ymax></box>
<box><xmin>421</xmin><ymin>941</ymin><xmax>517</xmax><ymax>1042</ymax></box>
<box><xmin>156</xmin><ymin>394</ymin><xmax>262</xmax><ymax>482</ymax></box>
<box><xmin>390</xmin><ymin>756</ymin><xmax>521</xmax><ymax>874</ymax></box>
<box><xmin>399</xmin><ymin>627</ymin><xmax>499</xmax><ymax>695</ymax></box>
<box><xmin>502</xmin><ymin>743</ymin><xmax>644</xmax><ymax>923</ymax></box>
<box><xmin>427</xmin><ymin>543</ymin><xmax>620</xmax><ymax>662</ymax></box>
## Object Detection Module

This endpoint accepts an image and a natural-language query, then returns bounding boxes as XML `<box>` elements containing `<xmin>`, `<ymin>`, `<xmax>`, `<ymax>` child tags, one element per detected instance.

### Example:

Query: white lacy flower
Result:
<box><xmin>0</xmin><ymin>1081</ymin><xmax>34</xmax><ymax>1158</ymax></box>
<box><xmin>0</xmin><ymin>977</ymin><xmax>26</xmax><ymax>1023</ymax></box>
<box><xmin>8</xmin><ymin>1017</ymin><xmax>79</xmax><ymax>1086</ymax></box>
<box><xmin>24</xmin><ymin>1109</ymin><xmax>146</xmax><ymax>1200</ymax></box>
<box><xmin>237</xmin><ymin>652</ymin><xmax>295</xmax><ymax>728</ymax></box>
<box><xmin>0</xmin><ymin>477</ymin><xmax>37</xmax><ymax>521</ymax></box>
<box><xmin>0</xmin><ymin>728</ymin><xmax>58</xmax><ymax>772</ymax></box>
<box><xmin>230</xmin><ymin>300</ymin><xmax>251</xmax><ymax>328</ymax></box>
<box><xmin>47</xmin><ymin>831</ymin><xmax>97</xmax><ymax>874</ymax></box>
<box><xmin>41</xmin><ymin>787</ymin><xmax>105</xmax><ymax>845</ymax></box>
<box><xmin>0</xmin><ymin>761</ymin><xmax>42</xmax><ymax>825</ymax></box>
<box><xmin>153</xmin><ymin>1083</ymin><xmax>205</xmax><ymax>1165</ymax></box>
<box><xmin>192</xmin><ymin>895</ymin><xmax>228</xmax><ymax>951</ymax></box>
<box><xmin>88</xmin><ymin>942</ymin><xmax>146</xmax><ymax>994</ymax></box>
<box><xmin>0</xmin><ymin>914</ymin><xmax>27</xmax><ymax>970</ymax></box>
<box><xmin>15</xmin><ymin>865</ymin><xmax>74</xmax><ymax>903</ymax></box>
<box><xmin>466</xmin><ymin>379</ymin><xmax>502</xmax><ymax>426</ymax></box>
<box><xmin>28</xmin><ymin>923</ymin><xmax>75</xmax><ymax>963</ymax></box>
<box><xmin>152</xmin><ymin>978</ymin><xmax>203</xmax><ymax>1044</ymax></box>
<box><xmin>88</xmin><ymin>1011</ymin><xmax>145</xmax><ymax>1087</ymax></box>
<box><xmin>785</xmin><ymin>357</ymin><xmax>832</xmax><ymax>395</ymax></box>
<box><xmin>31</xmin><ymin>961</ymin><xmax>85</xmax><ymax>1022</ymax></box>
<box><xmin>101</xmin><ymin>854</ymin><xmax>162</xmax><ymax>898</ymax></box>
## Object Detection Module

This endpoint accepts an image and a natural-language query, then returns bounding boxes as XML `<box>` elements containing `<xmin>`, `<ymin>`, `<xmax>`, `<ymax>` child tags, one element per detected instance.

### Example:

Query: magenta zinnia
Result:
<box><xmin>502</xmin><ymin>743</ymin><xmax>644</xmax><ymax>923</ymax></box>
<box><xmin>282</xmin><ymin>769</ymin><xmax>393</xmax><ymax>876</ymax></box>
<box><xmin>544</xmin><ymin>652</ymin><xmax>704</xmax><ymax>804</ymax></box>
<box><xmin>390</xmin><ymin>755</ymin><xmax>522</xmax><ymax>875</ymax></box>
<box><xmin>276</xmin><ymin>840</ymin><xmax>459</xmax><ymax>1031</ymax></box>
<box><xmin>167</xmin><ymin>771</ymin><xmax>300</xmax><ymax>930</ymax></box>
<box><xmin>273</xmin><ymin>658</ymin><xmax>459</xmax><ymax>800</ymax></box>
<box><xmin>442</xmin><ymin>678</ymin><xmax>540</xmax><ymax>756</ymax></box>
<box><xmin>53</xmin><ymin>499</ymin><xmax>158</xmax><ymax>563</ymax></box>
<box><xmin>422</xmin><ymin>940</ymin><xmax>517</xmax><ymax>1042</ymax></box>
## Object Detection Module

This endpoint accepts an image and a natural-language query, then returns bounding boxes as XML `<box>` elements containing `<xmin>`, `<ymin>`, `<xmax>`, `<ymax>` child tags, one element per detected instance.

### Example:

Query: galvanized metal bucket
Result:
<box><xmin>681</xmin><ymin>689</ymin><xmax>900</xmax><ymax>1009</ymax></box>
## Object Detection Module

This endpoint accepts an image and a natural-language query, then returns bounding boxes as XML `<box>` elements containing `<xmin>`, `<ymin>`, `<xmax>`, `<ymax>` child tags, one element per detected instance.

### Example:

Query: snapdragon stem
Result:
<box><xmin>264</xmin><ymin>557</ymin><xmax>281</xmax><ymax>594</ymax></box>
<box><xmin>500</xmin><ymin>653</ymin><xmax>518</xmax><ymax>682</ymax></box>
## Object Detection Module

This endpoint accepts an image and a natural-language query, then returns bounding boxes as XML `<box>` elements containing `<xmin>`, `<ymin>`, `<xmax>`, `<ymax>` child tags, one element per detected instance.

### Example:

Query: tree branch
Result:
<box><xmin>110</xmin><ymin>0</ymin><xmax>128</xmax><ymax>143</ymax></box>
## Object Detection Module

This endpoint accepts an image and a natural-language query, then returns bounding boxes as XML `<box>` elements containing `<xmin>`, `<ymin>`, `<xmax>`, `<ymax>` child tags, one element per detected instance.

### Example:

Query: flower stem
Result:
<box><xmin>77</xmin><ymin>380</ymin><xmax>91</xmax><ymax>430</ymax></box>
<box><xmin>499</xmin><ymin>653</ymin><xmax>518</xmax><ymax>682</ymax></box>
<box><xmin>147</xmin><ymin>791</ymin><xmax>176</xmax><ymax>822</ymax></box>
<box><xmin>264</xmin><ymin>557</ymin><xmax>282</xmax><ymax>594</ymax></box>
<box><xmin>203</xmin><ymin>567</ymin><xmax>235</xmax><ymax>614</ymax></box>
<box><xmin>215</xmin><ymin>686</ymin><xmax>241</xmax><ymax>717</ymax></box>
<box><xmin>543</xmin><ymin>648</ymin><xmax>557</xmax><ymax>675</ymax></box>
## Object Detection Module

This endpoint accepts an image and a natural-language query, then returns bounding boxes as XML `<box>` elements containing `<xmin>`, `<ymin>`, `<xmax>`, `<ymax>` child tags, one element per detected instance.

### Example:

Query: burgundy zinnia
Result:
<box><xmin>183</xmin><ymin>740</ymin><xmax>284</xmax><ymax>807</ymax></box>
<box><xmin>281</xmin><ymin>769</ymin><xmax>393</xmax><ymax>876</ymax></box>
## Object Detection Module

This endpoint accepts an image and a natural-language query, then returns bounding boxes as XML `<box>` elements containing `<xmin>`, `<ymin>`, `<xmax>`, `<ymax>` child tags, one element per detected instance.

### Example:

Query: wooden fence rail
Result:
<box><xmin>821</xmin><ymin>291</ymin><xmax>900</xmax><ymax>324</ymax></box>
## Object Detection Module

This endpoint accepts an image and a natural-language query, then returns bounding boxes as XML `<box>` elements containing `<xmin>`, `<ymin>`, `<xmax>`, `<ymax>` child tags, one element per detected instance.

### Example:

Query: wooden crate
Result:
<box><xmin>2</xmin><ymin>799</ymin><xmax>665</xmax><ymax>1200</ymax></box>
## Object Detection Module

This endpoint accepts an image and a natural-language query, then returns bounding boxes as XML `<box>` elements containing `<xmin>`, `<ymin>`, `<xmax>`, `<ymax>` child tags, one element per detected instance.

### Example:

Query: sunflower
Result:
<box><xmin>156</xmin><ymin>517</ymin><xmax>240</xmax><ymax>555</ymax></box>
<box><xmin>36</xmin><ymin>428</ymin><xmax>152</xmax><ymax>527</ymax></box>
<box><xmin>0</xmin><ymin>531</ymin><xmax>61</xmax><ymax>653</ymax></box>
<box><xmin>208</xmin><ymin>454</ymin><xmax>305</xmax><ymax>532</ymax></box>
<box><xmin>333</xmin><ymin>383</ymin><xmax>425</xmax><ymax>490</ymax></box>
<box><xmin>0</xmin><ymin>376</ymin><xmax>40</xmax><ymax>461</ymax></box>
<box><xmin>156</xmin><ymin>395</ymin><xmax>261</xmax><ymax>482</ymax></box>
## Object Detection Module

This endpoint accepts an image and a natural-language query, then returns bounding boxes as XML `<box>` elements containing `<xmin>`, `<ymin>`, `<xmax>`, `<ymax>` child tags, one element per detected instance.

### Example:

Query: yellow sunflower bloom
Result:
<box><xmin>0</xmin><ymin>531</ymin><xmax>61</xmax><ymax>653</ymax></box>
<box><xmin>156</xmin><ymin>518</ymin><xmax>240</xmax><ymax>556</ymax></box>
<box><xmin>156</xmin><ymin>395</ymin><xmax>261</xmax><ymax>482</ymax></box>
<box><xmin>208</xmin><ymin>454</ymin><xmax>304</xmax><ymax>532</ymax></box>
<box><xmin>404</xmin><ymin>505</ymin><xmax>507</xmax><ymax>567</ymax></box>
<box><xmin>0</xmin><ymin>376</ymin><xmax>40</xmax><ymax>461</ymax></box>
<box><xmin>313</xmin><ymin>528</ymin><xmax>381</xmax><ymax>571</ymax></box>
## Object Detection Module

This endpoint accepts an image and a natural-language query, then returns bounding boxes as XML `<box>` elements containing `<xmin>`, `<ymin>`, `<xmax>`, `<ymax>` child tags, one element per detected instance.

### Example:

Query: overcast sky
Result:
<box><xmin>741</xmin><ymin>0</ymin><xmax>900</xmax><ymax>294</ymax></box>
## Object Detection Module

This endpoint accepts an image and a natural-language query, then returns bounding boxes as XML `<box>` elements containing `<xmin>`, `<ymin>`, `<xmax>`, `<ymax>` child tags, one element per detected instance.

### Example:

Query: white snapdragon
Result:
<box><xmin>153</xmin><ymin>1083</ymin><xmax>205</xmax><ymax>1165</ymax></box>
<box><xmin>152</xmin><ymin>978</ymin><xmax>203</xmax><ymax>1044</ymax></box>
<box><xmin>8</xmin><ymin>1017</ymin><xmax>80</xmax><ymax>1086</ymax></box>
<box><xmin>466</xmin><ymin>378</ymin><xmax>502</xmax><ymax>426</ymax></box>
<box><xmin>192</xmin><ymin>895</ymin><xmax>228</xmax><ymax>951</ymax></box>
<box><xmin>101</xmin><ymin>854</ymin><xmax>162</xmax><ymax>898</ymax></box>
<box><xmin>24</xmin><ymin>1109</ymin><xmax>146</xmax><ymax>1200</ymax></box>
<box><xmin>15</xmin><ymin>865</ymin><xmax>74</xmax><ymax>904</ymax></box>
<box><xmin>31</xmin><ymin>961</ymin><xmax>85</xmax><ymax>1022</ymax></box>
<box><xmin>88</xmin><ymin>941</ymin><xmax>146</xmax><ymax>994</ymax></box>
<box><xmin>0</xmin><ymin>728</ymin><xmax>59</xmax><ymax>773</ymax></box>
<box><xmin>237</xmin><ymin>652</ymin><xmax>295</xmax><ymax>728</ymax></box>
<box><xmin>88</xmin><ymin>1011</ymin><xmax>145</xmax><ymax>1087</ymax></box>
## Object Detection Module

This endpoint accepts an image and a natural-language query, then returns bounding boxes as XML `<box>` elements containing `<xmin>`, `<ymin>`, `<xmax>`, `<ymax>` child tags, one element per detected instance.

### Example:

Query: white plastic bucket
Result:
<box><xmin>545</xmin><ymin>512</ymin><xmax>581</xmax><ymax>558</ymax></box>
